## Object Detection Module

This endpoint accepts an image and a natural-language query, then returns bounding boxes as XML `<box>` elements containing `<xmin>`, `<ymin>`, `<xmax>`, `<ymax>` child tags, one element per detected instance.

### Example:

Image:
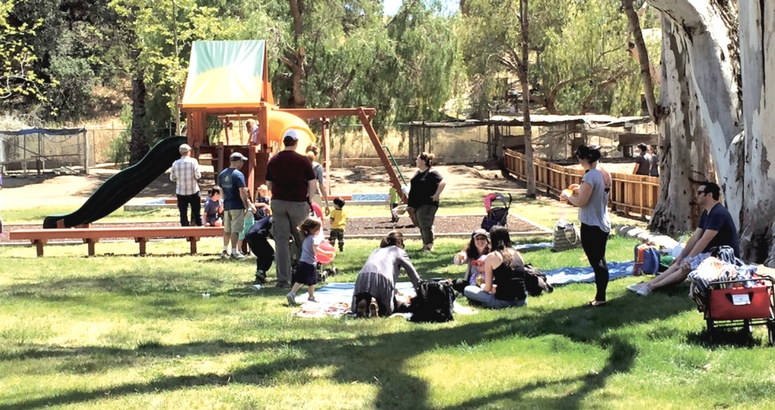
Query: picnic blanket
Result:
<box><xmin>293</xmin><ymin>282</ymin><xmax>416</xmax><ymax>319</ymax></box>
<box><xmin>543</xmin><ymin>261</ymin><xmax>635</xmax><ymax>286</ymax></box>
<box><xmin>292</xmin><ymin>282</ymin><xmax>478</xmax><ymax>318</ymax></box>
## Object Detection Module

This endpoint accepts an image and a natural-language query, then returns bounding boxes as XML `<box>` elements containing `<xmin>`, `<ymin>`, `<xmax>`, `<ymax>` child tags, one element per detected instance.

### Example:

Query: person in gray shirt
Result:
<box><xmin>562</xmin><ymin>144</ymin><xmax>611</xmax><ymax>307</ymax></box>
<box><xmin>633</xmin><ymin>143</ymin><xmax>653</xmax><ymax>176</ymax></box>
<box><xmin>352</xmin><ymin>231</ymin><xmax>421</xmax><ymax>318</ymax></box>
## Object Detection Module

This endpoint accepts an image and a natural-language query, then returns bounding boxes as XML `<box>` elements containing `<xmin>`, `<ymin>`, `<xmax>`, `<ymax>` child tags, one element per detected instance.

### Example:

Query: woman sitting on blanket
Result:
<box><xmin>452</xmin><ymin>228</ymin><xmax>491</xmax><ymax>293</ymax></box>
<box><xmin>352</xmin><ymin>230</ymin><xmax>421</xmax><ymax>318</ymax></box>
<box><xmin>464</xmin><ymin>226</ymin><xmax>528</xmax><ymax>309</ymax></box>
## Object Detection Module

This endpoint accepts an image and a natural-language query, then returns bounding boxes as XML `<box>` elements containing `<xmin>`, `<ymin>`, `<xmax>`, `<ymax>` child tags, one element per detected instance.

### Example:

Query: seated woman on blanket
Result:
<box><xmin>352</xmin><ymin>231</ymin><xmax>421</xmax><ymax>318</ymax></box>
<box><xmin>452</xmin><ymin>228</ymin><xmax>491</xmax><ymax>293</ymax></box>
<box><xmin>464</xmin><ymin>226</ymin><xmax>528</xmax><ymax>309</ymax></box>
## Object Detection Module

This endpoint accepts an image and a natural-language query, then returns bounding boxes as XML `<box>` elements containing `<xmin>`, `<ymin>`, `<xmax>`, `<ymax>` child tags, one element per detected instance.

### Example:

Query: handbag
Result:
<box><xmin>552</xmin><ymin>222</ymin><xmax>581</xmax><ymax>252</ymax></box>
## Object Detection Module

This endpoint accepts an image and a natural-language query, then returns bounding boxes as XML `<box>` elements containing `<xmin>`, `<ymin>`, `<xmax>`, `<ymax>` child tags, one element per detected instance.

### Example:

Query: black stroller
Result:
<box><xmin>481</xmin><ymin>192</ymin><xmax>512</xmax><ymax>231</ymax></box>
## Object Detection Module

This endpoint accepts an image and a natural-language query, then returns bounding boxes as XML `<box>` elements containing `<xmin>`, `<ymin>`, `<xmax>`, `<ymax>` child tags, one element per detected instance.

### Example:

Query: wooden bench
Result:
<box><xmin>9</xmin><ymin>227</ymin><xmax>224</xmax><ymax>257</ymax></box>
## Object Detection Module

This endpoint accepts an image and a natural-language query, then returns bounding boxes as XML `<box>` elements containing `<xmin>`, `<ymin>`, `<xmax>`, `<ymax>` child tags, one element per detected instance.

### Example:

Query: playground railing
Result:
<box><xmin>504</xmin><ymin>149</ymin><xmax>660</xmax><ymax>218</ymax></box>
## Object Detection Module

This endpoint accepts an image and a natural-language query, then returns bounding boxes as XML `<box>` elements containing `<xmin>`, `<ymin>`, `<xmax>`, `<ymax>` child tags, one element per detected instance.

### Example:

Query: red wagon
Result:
<box><xmin>695</xmin><ymin>275</ymin><xmax>775</xmax><ymax>345</ymax></box>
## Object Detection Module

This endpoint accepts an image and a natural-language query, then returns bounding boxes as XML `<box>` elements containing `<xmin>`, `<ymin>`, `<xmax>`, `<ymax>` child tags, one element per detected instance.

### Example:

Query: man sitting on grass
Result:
<box><xmin>627</xmin><ymin>182</ymin><xmax>740</xmax><ymax>296</ymax></box>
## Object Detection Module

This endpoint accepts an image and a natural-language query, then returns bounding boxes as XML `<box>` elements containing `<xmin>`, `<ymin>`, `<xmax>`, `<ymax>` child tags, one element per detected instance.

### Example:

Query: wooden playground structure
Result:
<box><xmin>11</xmin><ymin>40</ymin><xmax>407</xmax><ymax>255</ymax></box>
<box><xmin>182</xmin><ymin>40</ymin><xmax>405</xmax><ymax>200</ymax></box>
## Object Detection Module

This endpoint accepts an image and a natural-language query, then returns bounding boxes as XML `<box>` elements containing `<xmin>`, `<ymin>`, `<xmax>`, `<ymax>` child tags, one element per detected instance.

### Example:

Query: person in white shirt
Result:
<box><xmin>170</xmin><ymin>143</ymin><xmax>202</xmax><ymax>226</ymax></box>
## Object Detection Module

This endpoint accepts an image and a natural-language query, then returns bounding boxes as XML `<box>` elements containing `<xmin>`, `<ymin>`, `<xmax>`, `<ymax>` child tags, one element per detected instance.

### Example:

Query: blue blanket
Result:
<box><xmin>295</xmin><ymin>282</ymin><xmax>416</xmax><ymax>304</ymax></box>
<box><xmin>544</xmin><ymin>261</ymin><xmax>635</xmax><ymax>286</ymax></box>
<box><xmin>297</xmin><ymin>261</ymin><xmax>637</xmax><ymax>304</ymax></box>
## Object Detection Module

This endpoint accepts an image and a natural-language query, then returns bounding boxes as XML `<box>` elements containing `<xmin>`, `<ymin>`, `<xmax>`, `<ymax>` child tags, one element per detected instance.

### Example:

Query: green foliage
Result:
<box><xmin>461</xmin><ymin>0</ymin><xmax>660</xmax><ymax>116</ymax></box>
<box><xmin>105</xmin><ymin>103</ymin><xmax>132</xmax><ymax>166</ymax></box>
<box><xmin>0</xmin><ymin>0</ymin><xmax>54</xmax><ymax>109</ymax></box>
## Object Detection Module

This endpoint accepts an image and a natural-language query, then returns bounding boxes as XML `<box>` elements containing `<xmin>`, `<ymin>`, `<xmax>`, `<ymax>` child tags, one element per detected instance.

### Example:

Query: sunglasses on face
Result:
<box><xmin>471</xmin><ymin>260</ymin><xmax>485</xmax><ymax>266</ymax></box>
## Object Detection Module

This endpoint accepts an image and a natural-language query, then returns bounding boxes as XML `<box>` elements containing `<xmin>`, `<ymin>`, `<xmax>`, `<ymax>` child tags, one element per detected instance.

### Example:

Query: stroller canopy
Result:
<box><xmin>484</xmin><ymin>192</ymin><xmax>510</xmax><ymax>213</ymax></box>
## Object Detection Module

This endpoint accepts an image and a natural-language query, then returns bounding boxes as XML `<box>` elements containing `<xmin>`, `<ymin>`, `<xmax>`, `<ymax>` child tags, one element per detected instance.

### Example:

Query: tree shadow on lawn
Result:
<box><xmin>2</xmin><ymin>293</ymin><xmax>689</xmax><ymax>410</ymax></box>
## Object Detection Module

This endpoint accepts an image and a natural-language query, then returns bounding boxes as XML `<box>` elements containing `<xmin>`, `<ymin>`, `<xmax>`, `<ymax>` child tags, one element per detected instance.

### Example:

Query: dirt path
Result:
<box><xmin>1</xmin><ymin>164</ymin><xmax>522</xmax><ymax>210</ymax></box>
<box><xmin>0</xmin><ymin>161</ymin><xmax>637</xmax><ymax>210</ymax></box>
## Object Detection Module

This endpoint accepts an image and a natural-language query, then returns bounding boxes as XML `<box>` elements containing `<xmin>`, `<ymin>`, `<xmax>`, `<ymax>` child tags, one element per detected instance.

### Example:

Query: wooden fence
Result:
<box><xmin>504</xmin><ymin>149</ymin><xmax>660</xmax><ymax>218</ymax></box>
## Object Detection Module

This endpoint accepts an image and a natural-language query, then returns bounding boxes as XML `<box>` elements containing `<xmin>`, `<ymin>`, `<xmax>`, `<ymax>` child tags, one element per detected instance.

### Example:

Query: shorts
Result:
<box><xmin>223</xmin><ymin>209</ymin><xmax>245</xmax><ymax>234</ymax></box>
<box><xmin>687</xmin><ymin>252</ymin><xmax>710</xmax><ymax>270</ymax></box>
<box><xmin>293</xmin><ymin>261</ymin><xmax>318</xmax><ymax>286</ymax></box>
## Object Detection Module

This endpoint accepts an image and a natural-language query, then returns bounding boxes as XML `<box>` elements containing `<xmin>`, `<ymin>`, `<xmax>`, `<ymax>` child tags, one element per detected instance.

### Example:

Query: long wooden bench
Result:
<box><xmin>10</xmin><ymin>227</ymin><xmax>224</xmax><ymax>257</ymax></box>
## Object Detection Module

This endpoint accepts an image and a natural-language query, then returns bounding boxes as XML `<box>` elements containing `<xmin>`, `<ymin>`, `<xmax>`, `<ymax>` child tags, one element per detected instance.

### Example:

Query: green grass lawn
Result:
<box><xmin>2</xmin><ymin>234</ymin><xmax>775</xmax><ymax>409</ymax></box>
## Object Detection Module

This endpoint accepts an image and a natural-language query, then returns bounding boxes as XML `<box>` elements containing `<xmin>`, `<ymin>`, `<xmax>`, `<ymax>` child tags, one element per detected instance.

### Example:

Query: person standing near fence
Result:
<box><xmin>407</xmin><ymin>152</ymin><xmax>446</xmax><ymax>252</ymax></box>
<box><xmin>170</xmin><ymin>143</ymin><xmax>202</xmax><ymax>227</ymax></box>
<box><xmin>632</xmin><ymin>143</ymin><xmax>653</xmax><ymax>176</ymax></box>
<box><xmin>562</xmin><ymin>145</ymin><xmax>611</xmax><ymax>307</ymax></box>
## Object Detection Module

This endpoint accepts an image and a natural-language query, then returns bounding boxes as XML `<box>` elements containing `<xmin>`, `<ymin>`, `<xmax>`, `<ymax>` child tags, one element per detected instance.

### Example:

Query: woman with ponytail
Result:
<box><xmin>407</xmin><ymin>152</ymin><xmax>446</xmax><ymax>252</ymax></box>
<box><xmin>561</xmin><ymin>145</ymin><xmax>612</xmax><ymax>307</ymax></box>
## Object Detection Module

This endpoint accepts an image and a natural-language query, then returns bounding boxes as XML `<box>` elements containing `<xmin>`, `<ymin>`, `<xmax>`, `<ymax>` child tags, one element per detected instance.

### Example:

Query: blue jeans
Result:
<box><xmin>464</xmin><ymin>286</ymin><xmax>527</xmax><ymax>309</ymax></box>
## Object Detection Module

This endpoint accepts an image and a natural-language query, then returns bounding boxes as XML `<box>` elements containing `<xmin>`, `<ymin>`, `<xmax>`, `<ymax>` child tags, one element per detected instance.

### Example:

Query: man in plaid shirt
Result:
<box><xmin>170</xmin><ymin>144</ymin><xmax>202</xmax><ymax>226</ymax></box>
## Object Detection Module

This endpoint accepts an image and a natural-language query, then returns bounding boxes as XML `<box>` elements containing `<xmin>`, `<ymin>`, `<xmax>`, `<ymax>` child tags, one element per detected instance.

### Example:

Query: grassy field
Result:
<box><xmin>2</xmin><ymin>231</ymin><xmax>775</xmax><ymax>409</ymax></box>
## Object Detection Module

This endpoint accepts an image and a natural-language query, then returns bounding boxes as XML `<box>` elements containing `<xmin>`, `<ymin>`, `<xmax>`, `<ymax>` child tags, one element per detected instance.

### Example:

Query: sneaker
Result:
<box><xmin>275</xmin><ymin>282</ymin><xmax>290</xmax><ymax>289</ymax></box>
<box><xmin>230</xmin><ymin>251</ymin><xmax>246</xmax><ymax>260</ymax></box>
<box><xmin>626</xmin><ymin>283</ymin><xmax>644</xmax><ymax>293</ymax></box>
<box><xmin>356</xmin><ymin>300</ymin><xmax>368</xmax><ymax>318</ymax></box>
<box><xmin>220</xmin><ymin>250</ymin><xmax>229</xmax><ymax>259</ymax></box>
<box><xmin>308</xmin><ymin>296</ymin><xmax>316</xmax><ymax>303</ymax></box>
<box><xmin>636</xmin><ymin>284</ymin><xmax>652</xmax><ymax>296</ymax></box>
<box><xmin>421</xmin><ymin>244</ymin><xmax>434</xmax><ymax>252</ymax></box>
<box><xmin>254</xmin><ymin>271</ymin><xmax>266</xmax><ymax>284</ymax></box>
<box><xmin>286</xmin><ymin>292</ymin><xmax>297</xmax><ymax>306</ymax></box>
<box><xmin>369</xmin><ymin>301</ymin><xmax>379</xmax><ymax>318</ymax></box>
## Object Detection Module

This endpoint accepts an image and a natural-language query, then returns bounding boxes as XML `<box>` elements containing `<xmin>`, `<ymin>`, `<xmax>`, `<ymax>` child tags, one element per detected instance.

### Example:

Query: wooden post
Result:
<box><xmin>34</xmin><ymin>240</ymin><xmax>45</xmax><ymax>257</ymax></box>
<box><xmin>187</xmin><ymin>237</ymin><xmax>198</xmax><ymax>254</ymax></box>
<box><xmin>136</xmin><ymin>237</ymin><xmax>148</xmax><ymax>256</ymax></box>
<box><xmin>321</xmin><ymin>117</ymin><xmax>331</xmax><ymax>197</ymax></box>
<box><xmin>84</xmin><ymin>238</ymin><xmax>97</xmax><ymax>256</ymax></box>
<box><xmin>357</xmin><ymin>108</ymin><xmax>406</xmax><ymax>202</ymax></box>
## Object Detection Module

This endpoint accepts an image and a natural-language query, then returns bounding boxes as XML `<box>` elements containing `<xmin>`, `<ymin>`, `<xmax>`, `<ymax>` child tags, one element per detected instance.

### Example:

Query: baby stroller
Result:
<box><xmin>481</xmin><ymin>192</ymin><xmax>512</xmax><ymax>231</ymax></box>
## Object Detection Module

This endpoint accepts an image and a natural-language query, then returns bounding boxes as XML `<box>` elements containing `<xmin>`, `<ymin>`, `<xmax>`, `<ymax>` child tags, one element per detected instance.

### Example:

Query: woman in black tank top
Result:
<box><xmin>463</xmin><ymin>226</ymin><xmax>527</xmax><ymax>309</ymax></box>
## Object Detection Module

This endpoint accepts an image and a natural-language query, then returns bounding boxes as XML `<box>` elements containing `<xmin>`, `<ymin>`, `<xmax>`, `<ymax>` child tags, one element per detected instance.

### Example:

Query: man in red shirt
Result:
<box><xmin>265</xmin><ymin>129</ymin><xmax>317</xmax><ymax>288</ymax></box>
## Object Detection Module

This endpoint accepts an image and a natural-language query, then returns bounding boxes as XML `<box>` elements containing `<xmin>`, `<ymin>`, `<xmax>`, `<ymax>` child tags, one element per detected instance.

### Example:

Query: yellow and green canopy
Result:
<box><xmin>181</xmin><ymin>40</ymin><xmax>265</xmax><ymax>108</ymax></box>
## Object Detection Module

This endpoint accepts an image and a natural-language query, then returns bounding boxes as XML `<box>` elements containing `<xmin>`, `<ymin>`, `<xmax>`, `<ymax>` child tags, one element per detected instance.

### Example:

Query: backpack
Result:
<box><xmin>632</xmin><ymin>244</ymin><xmax>660</xmax><ymax>276</ymax></box>
<box><xmin>410</xmin><ymin>279</ymin><xmax>455</xmax><ymax>323</ymax></box>
<box><xmin>524</xmin><ymin>264</ymin><xmax>553</xmax><ymax>297</ymax></box>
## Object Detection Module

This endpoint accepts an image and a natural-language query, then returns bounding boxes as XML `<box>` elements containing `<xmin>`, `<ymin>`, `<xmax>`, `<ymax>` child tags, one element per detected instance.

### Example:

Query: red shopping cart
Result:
<box><xmin>695</xmin><ymin>275</ymin><xmax>775</xmax><ymax>345</ymax></box>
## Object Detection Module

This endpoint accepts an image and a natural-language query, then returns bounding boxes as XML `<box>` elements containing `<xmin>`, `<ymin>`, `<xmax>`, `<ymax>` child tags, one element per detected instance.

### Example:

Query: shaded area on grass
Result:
<box><xmin>0</xmin><ymin>290</ymin><xmax>696</xmax><ymax>409</ymax></box>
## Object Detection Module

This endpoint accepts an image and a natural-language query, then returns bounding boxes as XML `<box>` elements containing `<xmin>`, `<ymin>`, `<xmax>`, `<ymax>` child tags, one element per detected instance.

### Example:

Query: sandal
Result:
<box><xmin>587</xmin><ymin>300</ymin><xmax>607</xmax><ymax>307</ymax></box>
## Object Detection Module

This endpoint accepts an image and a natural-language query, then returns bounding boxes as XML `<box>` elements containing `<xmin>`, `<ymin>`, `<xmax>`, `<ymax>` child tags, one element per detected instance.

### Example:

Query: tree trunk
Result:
<box><xmin>649</xmin><ymin>16</ymin><xmax>714</xmax><ymax>235</ymax></box>
<box><xmin>738</xmin><ymin>0</ymin><xmax>775</xmax><ymax>265</ymax></box>
<box><xmin>129</xmin><ymin>60</ymin><xmax>147</xmax><ymax>164</ymax></box>
<box><xmin>520</xmin><ymin>0</ymin><xmax>536</xmax><ymax>197</ymax></box>
<box><xmin>648</xmin><ymin>0</ymin><xmax>759</xmax><ymax>259</ymax></box>
<box><xmin>622</xmin><ymin>0</ymin><xmax>659</xmax><ymax>122</ymax></box>
<box><xmin>286</xmin><ymin>0</ymin><xmax>306</xmax><ymax>108</ymax></box>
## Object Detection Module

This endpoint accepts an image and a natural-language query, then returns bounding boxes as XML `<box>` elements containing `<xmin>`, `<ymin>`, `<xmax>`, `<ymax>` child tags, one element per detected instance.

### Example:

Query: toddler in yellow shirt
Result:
<box><xmin>329</xmin><ymin>197</ymin><xmax>347</xmax><ymax>252</ymax></box>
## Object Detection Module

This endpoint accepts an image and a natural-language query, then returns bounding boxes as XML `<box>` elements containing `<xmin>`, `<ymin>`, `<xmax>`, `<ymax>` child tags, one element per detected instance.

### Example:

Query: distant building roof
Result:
<box><xmin>489</xmin><ymin>114</ymin><xmax>651</xmax><ymax>127</ymax></box>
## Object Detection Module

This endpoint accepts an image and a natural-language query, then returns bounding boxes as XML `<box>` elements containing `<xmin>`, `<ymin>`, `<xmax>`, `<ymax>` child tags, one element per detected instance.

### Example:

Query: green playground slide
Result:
<box><xmin>43</xmin><ymin>136</ymin><xmax>187</xmax><ymax>228</ymax></box>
